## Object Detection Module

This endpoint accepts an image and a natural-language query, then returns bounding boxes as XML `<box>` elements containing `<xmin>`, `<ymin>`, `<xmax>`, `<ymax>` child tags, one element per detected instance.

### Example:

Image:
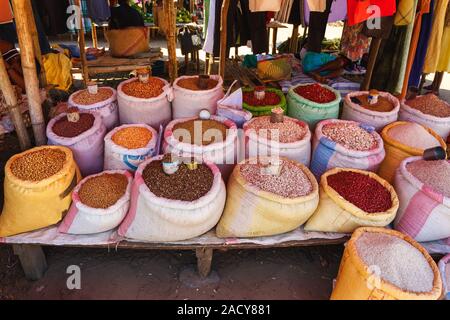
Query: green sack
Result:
<box><xmin>242</xmin><ymin>88</ymin><xmax>287</xmax><ymax>117</ymax></box>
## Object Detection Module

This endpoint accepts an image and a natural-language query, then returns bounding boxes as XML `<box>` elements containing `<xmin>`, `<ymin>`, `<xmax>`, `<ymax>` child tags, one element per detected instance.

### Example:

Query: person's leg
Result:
<box><xmin>312</xmin><ymin>56</ymin><xmax>349</xmax><ymax>73</ymax></box>
<box><xmin>306</xmin><ymin>0</ymin><xmax>333</xmax><ymax>52</ymax></box>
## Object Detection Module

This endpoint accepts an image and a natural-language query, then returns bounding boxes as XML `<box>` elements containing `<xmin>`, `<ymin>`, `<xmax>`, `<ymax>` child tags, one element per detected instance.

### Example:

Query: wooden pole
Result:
<box><xmin>219</xmin><ymin>0</ymin><xmax>231</xmax><ymax>79</ymax></box>
<box><xmin>11</xmin><ymin>0</ymin><xmax>46</xmax><ymax>146</ymax></box>
<box><xmin>360</xmin><ymin>38</ymin><xmax>382</xmax><ymax>91</ymax></box>
<box><xmin>75</xmin><ymin>0</ymin><xmax>90</xmax><ymax>86</ymax></box>
<box><xmin>164</xmin><ymin>0</ymin><xmax>178</xmax><ymax>83</ymax></box>
<box><xmin>91</xmin><ymin>22</ymin><xmax>98</xmax><ymax>49</ymax></box>
<box><xmin>25</xmin><ymin>0</ymin><xmax>46</xmax><ymax>87</ymax></box>
<box><xmin>0</xmin><ymin>56</ymin><xmax>32</xmax><ymax>150</ymax></box>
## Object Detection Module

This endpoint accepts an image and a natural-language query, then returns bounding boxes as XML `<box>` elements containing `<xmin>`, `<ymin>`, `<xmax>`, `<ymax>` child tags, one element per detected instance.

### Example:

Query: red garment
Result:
<box><xmin>0</xmin><ymin>0</ymin><xmax>13</xmax><ymax>24</ymax></box>
<box><xmin>347</xmin><ymin>0</ymin><xmax>396</xmax><ymax>26</ymax></box>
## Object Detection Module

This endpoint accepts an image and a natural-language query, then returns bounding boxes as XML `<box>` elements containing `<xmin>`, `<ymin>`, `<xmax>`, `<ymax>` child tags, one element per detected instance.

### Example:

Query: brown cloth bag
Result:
<box><xmin>106</xmin><ymin>27</ymin><xmax>150</xmax><ymax>57</ymax></box>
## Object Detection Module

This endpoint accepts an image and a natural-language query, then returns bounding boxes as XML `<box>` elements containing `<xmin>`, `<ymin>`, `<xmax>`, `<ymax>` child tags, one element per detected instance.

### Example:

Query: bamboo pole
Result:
<box><xmin>11</xmin><ymin>0</ymin><xmax>46</xmax><ymax>146</ymax></box>
<box><xmin>0</xmin><ymin>56</ymin><xmax>32</xmax><ymax>150</ymax></box>
<box><xmin>164</xmin><ymin>0</ymin><xmax>178</xmax><ymax>83</ymax></box>
<box><xmin>91</xmin><ymin>22</ymin><xmax>98</xmax><ymax>49</ymax></box>
<box><xmin>75</xmin><ymin>0</ymin><xmax>90</xmax><ymax>86</ymax></box>
<box><xmin>360</xmin><ymin>38</ymin><xmax>382</xmax><ymax>91</ymax></box>
<box><xmin>219</xmin><ymin>0</ymin><xmax>231</xmax><ymax>79</ymax></box>
<box><xmin>25</xmin><ymin>0</ymin><xmax>46</xmax><ymax>87</ymax></box>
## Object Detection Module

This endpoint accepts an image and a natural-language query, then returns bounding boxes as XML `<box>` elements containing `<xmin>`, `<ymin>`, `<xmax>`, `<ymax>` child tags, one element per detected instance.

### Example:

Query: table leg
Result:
<box><xmin>12</xmin><ymin>244</ymin><xmax>47</xmax><ymax>281</ymax></box>
<box><xmin>272</xmin><ymin>28</ymin><xmax>278</xmax><ymax>55</ymax></box>
<box><xmin>91</xmin><ymin>24</ymin><xmax>98</xmax><ymax>49</ymax></box>
<box><xmin>195</xmin><ymin>247</ymin><xmax>213</xmax><ymax>278</ymax></box>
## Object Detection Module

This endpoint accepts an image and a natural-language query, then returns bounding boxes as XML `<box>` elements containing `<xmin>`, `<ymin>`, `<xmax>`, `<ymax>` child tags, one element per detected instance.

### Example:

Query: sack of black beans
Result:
<box><xmin>393</xmin><ymin>156</ymin><xmax>450</xmax><ymax>242</ymax></box>
<box><xmin>104</xmin><ymin>124</ymin><xmax>158</xmax><ymax>172</ymax></box>
<box><xmin>68</xmin><ymin>86</ymin><xmax>119</xmax><ymax>131</ymax></box>
<box><xmin>47</xmin><ymin>111</ymin><xmax>107</xmax><ymax>177</ymax></box>
<box><xmin>118</xmin><ymin>155</ymin><xmax>226</xmax><ymax>242</ymax></box>
<box><xmin>310</xmin><ymin>119</ymin><xmax>385</xmax><ymax>180</ymax></box>
<box><xmin>216</xmin><ymin>157</ymin><xmax>319</xmax><ymax>238</ymax></box>
<box><xmin>58</xmin><ymin>170</ymin><xmax>132</xmax><ymax>235</ymax></box>
<box><xmin>304</xmin><ymin>168</ymin><xmax>398</xmax><ymax>233</ymax></box>
<box><xmin>438</xmin><ymin>254</ymin><xmax>450</xmax><ymax>300</ymax></box>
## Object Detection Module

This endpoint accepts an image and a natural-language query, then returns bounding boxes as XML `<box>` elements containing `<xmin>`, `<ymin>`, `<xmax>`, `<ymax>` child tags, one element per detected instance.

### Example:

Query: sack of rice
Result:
<box><xmin>399</xmin><ymin>94</ymin><xmax>450</xmax><ymax>139</ymax></box>
<box><xmin>331</xmin><ymin>227</ymin><xmax>443</xmax><ymax>300</ymax></box>
<box><xmin>47</xmin><ymin>111</ymin><xmax>106</xmax><ymax>176</ymax></box>
<box><xmin>172</xmin><ymin>75</ymin><xmax>224</xmax><ymax>119</ymax></box>
<box><xmin>377</xmin><ymin>121</ymin><xmax>446</xmax><ymax>184</ymax></box>
<box><xmin>310</xmin><ymin>119</ymin><xmax>385</xmax><ymax>179</ymax></box>
<box><xmin>104</xmin><ymin>124</ymin><xmax>158</xmax><ymax>172</ymax></box>
<box><xmin>438</xmin><ymin>254</ymin><xmax>450</xmax><ymax>300</ymax></box>
<box><xmin>216</xmin><ymin>157</ymin><xmax>319</xmax><ymax>238</ymax></box>
<box><xmin>305</xmin><ymin>168</ymin><xmax>398</xmax><ymax>233</ymax></box>
<box><xmin>342</xmin><ymin>90</ymin><xmax>400</xmax><ymax>131</ymax></box>
<box><xmin>118</xmin><ymin>154</ymin><xmax>226</xmax><ymax>242</ymax></box>
<box><xmin>394</xmin><ymin>157</ymin><xmax>450</xmax><ymax>242</ymax></box>
<box><xmin>58</xmin><ymin>170</ymin><xmax>132</xmax><ymax>235</ymax></box>
<box><xmin>68</xmin><ymin>86</ymin><xmax>118</xmax><ymax>130</ymax></box>
<box><xmin>287</xmin><ymin>83</ymin><xmax>341</xmax><ymax>130</ymax></box>
<box><xmin>0</xmin><ymin>146</ymin><xmax>81</xmax><ymax>237</ymax></box>
<box><xmin>243</xmin><ymin>112</ymin><xmax>312</xmax><ymax>166</ymax></box>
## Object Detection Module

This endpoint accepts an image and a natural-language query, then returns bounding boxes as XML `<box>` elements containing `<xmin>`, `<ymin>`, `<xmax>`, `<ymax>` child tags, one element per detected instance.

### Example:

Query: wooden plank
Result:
<box><xmin>196</xmin><ymin>248</ymin><xmax>213</xmax><ymax>278</ymax></box>
<box><xmin>360</xmin><ymin>37</ymin><xmax>381</xmax><ymax>91</ymax></box>
<box><xmin>12</xmin><ymin>244</ymin><xmax>47</xmax><ymax>280</ymax></box>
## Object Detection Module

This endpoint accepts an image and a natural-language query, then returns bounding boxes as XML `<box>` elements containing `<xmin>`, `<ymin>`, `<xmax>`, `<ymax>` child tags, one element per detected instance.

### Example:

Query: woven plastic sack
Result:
<box><xmin>310</xmin><ymin>119</ymin><xmax>385</xmax><ymax>180</ymax></box>
<box><xmin>47</xmin><ymin>112</ymin><xmax>106</xmax><ymax>177</ymax></box>
<box><xmin>342</xmin><ymin>91</ymin><xmax>400</xmax><ymax>132</ymax></box>
<box><xmin>287</xmin><ymin>83</ymin><xmax>341</xmax><ymax>130</ymax></box>
<box><xmin>399</xmin><ymin>98</ymin><xmax>450</xmax><ymax>139</ymax></box>
<box><xmin>249</xmin><ymin>0</ymin><xmax>282</xmax><ymax>12</ymax></box>
<box><xmin>117</xmin><ymin>77</ymin><xmax>173</xmax><ymax>130</ymax></box>
<box><xmin>377</xmin><ymin>121</ymin><xmax>447</xmax><ymax>184</ymax></box>
<box><xmin>217</xmin><ymin>80</ymin><xmax>252</xmax><ymax>128</ymax></box>
<box><xmin>243</xmin><ymin>87</ymin><xmax>287</xmax><ymax>117</ymax></box>
<box><xmin>58</xmin><ymin>170</ymin><xmax>132</xmax><ymax>235</ymax></box>
<box><xmin>68</xmin><ymin>87</ymin><xmax>119</xmax><ymax>131</ymax></box>
<box><xmin>438</xmin><ymin>254</ymin><xmax>450</xmax><ymax>300</ymax></box>
<box><xmin>104</xmin><ymin>124</ymin><xmax>158</xmax><ymax>172</ymax></box>
<box><xmin>172</xmin><ymin>75</ymin><xmax>224</xmax><ymax>119</ymax></box>
<box><xmin>304</xmin><ymin>168</ymin><xmax>398</xmax><ymax>233</ymax></box>
<box><xmin>331</xmin><ymin>227</ymin><xmax>443</xmax><ymax>300</ymax></box>
<box><xmin>216</xmin><ymin>158</ymin><xmax>319</xmax><ymax>238</ymax></box>
<box><xmin>244</xmin><ymin>116</ymin><xmax>312</xmax><ymax>166</ymax></box>
<box><xmin>105</xmin><ymin>27</ymin><xmax>150</xmax><ymax>57</ymax></box>
<box><xmin>393</xmin><ymin>156</ymin><xmax>450</xmax><ymax>242</ymax></box>
<box><xmin>118</xmin><ymin>156</ymin><xmax>226</xmax><ymax>242</ymax></box>
<box><xmin>0</xmin><ymin>146</ymin><xmax>81</xmax><ymax>237</ymax></box>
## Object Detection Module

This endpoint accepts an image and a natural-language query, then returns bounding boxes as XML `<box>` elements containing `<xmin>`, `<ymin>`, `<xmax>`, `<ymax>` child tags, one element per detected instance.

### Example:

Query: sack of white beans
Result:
<box><xmin>394</xmin><ymin>156</ymin><xmax>450</xmax><ymax>242</ymax></box>
<box><xmin>438</xmin><ymin>254</ymin><xmax>450</xmax><ymax>300</ymax></box>
<box><xmin>310</xmin><ymin>119</ymin><xmax>385</xmax><ymax>180</ymax></box>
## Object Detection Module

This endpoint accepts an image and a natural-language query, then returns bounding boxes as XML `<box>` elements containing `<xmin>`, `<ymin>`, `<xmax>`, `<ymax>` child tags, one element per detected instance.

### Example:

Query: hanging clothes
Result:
<box><xmin>340</xmin><ymin>21</ymin><xmax>370</xmax><ymax>62</ymax></box>
<box><xmin>87</xmin><ymin>0</ymin><xmax>111</xmax><ymax>24</ymax></box>
<box><xmin>306</xmin><ymin>0</ymin><xmax>333</xmax><ymax>52</ymax></box>
<box><xmin>68</xmin><ymin>0</ymin><xmax>92</xmax><ymax>33</ymax></box>
<box><xmin>0</xmin><ymin>23</ymin><xmax>17</xmax><ymax>44</ymax></box>
<box><xmin>37</xmin><ymin>0</ymin><xmax>70</xmax><ymax>35</ymax></box>
<box><xmin>395</xmin><ymin>0</ymin><xmax>416</xmax><ymax>26</ymax></box>
<box><xmin>437</xmin><ymin>6</ymin><xmax>450</xmax><ymax>72</ymax></box>
<box><xmin>31</xmin><ymin>0</ymin><xmax>52</xmax><ymax>55</ymax></box>
<box><xmin>362</xmin><ymin>15</ymin><xmax>395</xmax><ymax>39</ymax></box>
<box><xmin>203</xmin><ymin>0</ymin><xmax>216</xmax><ymax>54</ymax></box>
<box><xmin>0</xmin><ymin>0</ymin><xmax>13</xmax><ymax>24</ymax></box>
<box><xmin>346</xmin><ymin>0</ymin><xmax>396</xmax><ymax>26</ymax></box>
<box><xmin>304</xmin><ymin>0</ymin><xmax>347</xmax><ymax>25</ymax></box>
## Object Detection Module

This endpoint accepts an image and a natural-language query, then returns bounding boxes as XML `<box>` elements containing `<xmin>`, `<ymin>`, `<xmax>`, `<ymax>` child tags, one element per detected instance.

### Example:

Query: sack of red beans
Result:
<box><xmin>304</xmin><ymin>168</ymin><xmax>398</xmax><ymax>233</ymax></box>
<box><xmin>310</xmin><ymin>119</ymin><xmax>385</xmax><ymax>180</ymax></box>
<box><xmin>58</xmin><ymin>170</ymin><xmax>132</xmax><ymax>235</ymax></box>
<box><xmin>47</xmin><ymin>111</ymin><xmax>107</xmax><ymax>177</ymax></box>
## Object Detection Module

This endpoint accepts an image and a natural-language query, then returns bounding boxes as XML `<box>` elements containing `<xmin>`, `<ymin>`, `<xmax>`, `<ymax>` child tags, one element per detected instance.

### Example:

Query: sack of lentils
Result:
<box><xmin>310</xmin><ymin>119</ymin><xmax>385</xmax><ymax>180</ymax></box>
<box><xmin>172</xmin><ymin>75</ymin><xmax>224</xmax><ymax>119</ymax></box>
<box><xmin>58</xmin><ymin>170</ymin><xmax>132</xmax><ymax>235</ymax></box>
<box><xmin>118</xmin><ymin>154</ymin><xmax>226</xmax><ymax>242</ymax></box>
<box><xmin>0</xmin><ymin>146</ymin><xmax>81</xmax><ymax>237</ymax></box>
<box><xmin>305</xmin><ymin>168</ymin><xmax>398</xmax><ymax>233</ymax></box>
<box><xmin>163</xmin><ymin>115</ymin><xmax>238</xmax><ymax>181</ymax></box>
<box><xmin>399</xmin><ymin>94</ymin><xmax>450</xmax><ymax>140</ymax></box>
<box><xmin>377</xmin><ymin>121</ymin><xmax>446</xmax><ymax>184</ymax></box>
<box><xmin>243</xmin><ymin>114</ymin><xmax>312</xmax><ymax>166</ymax></box>
<box><xmin>47</xmin><ymin>111</ymin><xmax>106</xmax><ymax>176</ymax></box>
<box><xmin>393</xmin><ymin>156</ymin><xmax>450</xmax><ymax>242</ymax></box>
<box><xmin>216</xmin><ymin>157</ymin><xmax>319</xmax><ymax>238</ymax></box>
<box><xmin>242</xmin><ymin>87</ymin><xmax>287</xmax><ymax>117</ymax></box>
<box><xmin>68</xmin><ymin>86</ymin><xmax>118</xmax><ymax>130</ymax></box>
<box><xmin>117</xmin><ymin>76</ymin><xmax>172</xmax><ymax>129</ymax></box>
<box><xmin>438</xmin><ymin>254</ymin><xmax>450</xmax><ymax>300</ymax></box>
<box><xmin>331</xmin><ymin>227</ymin><xmax>443</xmax><ymax>300</ymax></box>
<box><xmin>342</xmin><ymin>90</ymin><xmax>400</xmax><ymax>132</ymax></box>
<box><xmin>104</xmin><ymin>124</ymin><xmax>158</xmax><ymax>172</ymax></box>
<box><xmin>287</xmin><ymin>83</ymin><xmax>341</xmax><ymax>130</ymax></box>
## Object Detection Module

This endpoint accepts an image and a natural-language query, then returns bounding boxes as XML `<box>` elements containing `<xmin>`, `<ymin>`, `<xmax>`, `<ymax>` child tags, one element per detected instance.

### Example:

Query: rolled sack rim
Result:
<box><xmin>344</xmin><ymin>91</ymin><xmax>400</xmax><ymax>117</ymax></box>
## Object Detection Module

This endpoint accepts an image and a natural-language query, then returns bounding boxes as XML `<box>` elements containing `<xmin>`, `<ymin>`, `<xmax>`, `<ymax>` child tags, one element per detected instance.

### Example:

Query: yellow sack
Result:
<box><xmin>331</xmin><ymin>227</ymin><xmax>443</xmax><ymax>300</ymax></box>
<box><xmin>377</xmin><ymin>121</ymin><xmax>446</xmax><ymax>184</ymax></box>
<box><xmin>0</xmin><ymin>146</ymin><xmax>81</xmax><ymax>237</ymax></box>
<box><xmin>43</xmin><ymin>53</ymin><xmax>73</xmax><ymax>91</ymax></box>
<box><xmin>394</xmin><ymin>0</ymin><xmax>416</xmax><ymax>26</ymax></box>
<box><xmin>216</xmin><ymin>157</ymin><xmax>319</xmax><ymax>238</ymax></box>
<box><xmin>304</xmin><ymin>168</ymin><xmax>398</xmax><ymax>233</ymax></box>
<box><xmin>106</xmin><ymin>27</ymin><xmax>150</xmax><ymax>58</ymax></box>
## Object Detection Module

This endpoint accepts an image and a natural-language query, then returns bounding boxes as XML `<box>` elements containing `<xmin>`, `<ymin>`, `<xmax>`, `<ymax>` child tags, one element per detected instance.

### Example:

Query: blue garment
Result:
<box><xmin>302</xmin><ymin>51</ymin><xmax>337</xmax><ymax>74</ymax></box>
<box><xmin>87</xmin><ymin>0</ymin><xmax>111</xmax><ymax>25</ymax></box>
<box><xmin>58</xmin><ymin>43</ymin><xmax>97</xmax><ymax>60</ymax></box>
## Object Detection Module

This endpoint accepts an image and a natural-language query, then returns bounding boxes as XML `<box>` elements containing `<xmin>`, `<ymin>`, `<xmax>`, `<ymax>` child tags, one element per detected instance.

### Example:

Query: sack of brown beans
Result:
<box><xmin>104</xmin><ymin>124</ymin><xmax>158</xmax><ymax>172</ymax></box>
<box><xmin>117</xmin><ymin>76</ymin><xmax>172</xmax><ymax>129</ymax></box>
<box><xmin>118</xmin><ymin>154</ymin><xmax>226</xmax><ymax>242</ymax></box>
<box><xmin>68</xmin><ymin>87</ymin><xmax>119</xmax><ymax>131</ymax></box>
<box><xmin>47</xmin><ymin>111</ymin><xmax>106</xmax><ymax>176</ymax></box>
<box><xmin>58</xmin><ymin>170</ymin><xmax>132</xmax><ymax>235</ymax></box>
<box><xmin>310</xmin><ymin>119</ymin><xmax>385</xmax><ymax>179</ymax></box>
<box><xmin>243</xmin><ymin>115</ymin><xmax>312</xmax><ymax>166</ymax></box>
<box><xmin>331</xmin><ymin>227</ymin><xmax>443</xmax><ymax>300</ymax></box>
<box><xmin>304</xmin><ymin>168</ymin><xmax>398</xmax><ymax>233</ymax></box>
<box><xmin>0</xmin><ymin>146</ymin><xmax>81</xmax><ymax>237</ymax></box>
<box><xmin>342</xmin><ymin>91</ymin><xmax>400</xmax><ymax>132</ymax></box>
<box><xmin>393</xmin><ymin>156</ymin><xmax>450</xmax><ymax>242</ymax></box>
<box><xmin>163</xmin><ymin>115</ymin><xmax>238</xmax><ymax>181</ymax></box>
<box><xmin>216</xmin><ymin>157</ymin><xmax>319</xmax><ymax>238</ymax></box>
<box><xmin>172</xmin><ymin>75</ymin><xmax>224</xmax><ymax>119</ymax></box>
<box><xmin>438</xmin><ymin>254</ymin><xmax>450</xmax><ymax>300</ymax></box>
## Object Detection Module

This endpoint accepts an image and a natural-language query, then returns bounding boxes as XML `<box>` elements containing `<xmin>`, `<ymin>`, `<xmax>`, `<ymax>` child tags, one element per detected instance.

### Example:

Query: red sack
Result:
<box><xmin>347</xmin><ymin>0</ymin><xmax>397</xmax><ymax>26</ymax></box>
